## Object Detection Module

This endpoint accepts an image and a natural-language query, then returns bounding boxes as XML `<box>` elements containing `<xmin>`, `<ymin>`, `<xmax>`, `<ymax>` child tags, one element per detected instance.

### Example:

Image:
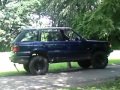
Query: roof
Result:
<box><xmin>22</xmin><ymin>27</ymin><xmax>72</xmax><ymax>31</ymax></box>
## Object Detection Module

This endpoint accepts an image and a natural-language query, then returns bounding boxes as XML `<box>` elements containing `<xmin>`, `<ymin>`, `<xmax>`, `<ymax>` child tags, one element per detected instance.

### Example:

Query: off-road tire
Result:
<box><xmin>29</xmin><ymin>56</ymin><xmax>48</xmax><ymax>75</ymax></box>
<box><xmin>92</xmin><ymin>52</ymin><xmax>108</xmax><ymax>69</ymax></box>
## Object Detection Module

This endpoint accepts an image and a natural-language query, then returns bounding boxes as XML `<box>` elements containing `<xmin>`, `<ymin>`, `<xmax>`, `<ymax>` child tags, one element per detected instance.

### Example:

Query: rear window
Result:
<box><xmin>13</xmin><ymin>30</ymin><xmax>38</xmax><ymax>42</ymax></box>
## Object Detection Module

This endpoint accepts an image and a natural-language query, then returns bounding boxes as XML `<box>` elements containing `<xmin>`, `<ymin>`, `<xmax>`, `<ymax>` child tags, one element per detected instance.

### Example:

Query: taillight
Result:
<box><xmin>11</xmin><ymin>45</ymin><xmax>20</xmax><ymax>52</ymax></box>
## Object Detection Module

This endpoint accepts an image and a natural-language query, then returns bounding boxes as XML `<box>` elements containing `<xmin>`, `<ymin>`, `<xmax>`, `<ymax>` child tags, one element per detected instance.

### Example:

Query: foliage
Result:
<box><xmin>38</xmin><ymin>0</ymin><xmax>120</xmax><ymax>42</ymax></box>
<box><xmin>41</xmin><ymin>0</ymin><xmax>99</xmax><ymax>26</ymax></box>
<box><xmin>73</xmin><ymin>0</ymin><xmax>120</xmax><ymax>40</ymax></box>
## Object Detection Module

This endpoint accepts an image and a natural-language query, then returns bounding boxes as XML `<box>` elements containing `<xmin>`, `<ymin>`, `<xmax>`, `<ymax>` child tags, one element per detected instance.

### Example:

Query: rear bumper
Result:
<box><xmin>9</xmin><ymin>52</ymin><xmax>30</xmax><ymax>64</ymax></box>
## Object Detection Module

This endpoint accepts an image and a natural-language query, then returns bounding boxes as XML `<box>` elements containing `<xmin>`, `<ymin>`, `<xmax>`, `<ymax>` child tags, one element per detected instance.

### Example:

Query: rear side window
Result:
<box><xmin>21</xmin><ymin>30</ymin><xmax>38</xmax><ymax>42</ymax></box>
<box><xmin>14</xmin><ymin>30</ymin><xmax>38</xmax><ymax>42</ymax></box>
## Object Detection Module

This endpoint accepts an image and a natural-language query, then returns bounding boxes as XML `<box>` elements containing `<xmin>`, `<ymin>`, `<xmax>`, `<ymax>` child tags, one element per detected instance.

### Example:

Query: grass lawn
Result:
<box><xmin>109</xmin><ymin>59</ymin><xmax>120</xmax><ymax>65</ymax></box>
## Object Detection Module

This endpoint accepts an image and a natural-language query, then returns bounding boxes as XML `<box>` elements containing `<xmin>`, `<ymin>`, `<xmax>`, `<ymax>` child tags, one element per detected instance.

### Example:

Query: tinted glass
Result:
<box><xmin>40</xmin><ymin>30</ymin><xmax>62</xmax><ymax>41</ymax></box>
<box><xmin>14</xmin><ymin>30</ymin><xmax>38</xmax><ymax>42</ymax></box>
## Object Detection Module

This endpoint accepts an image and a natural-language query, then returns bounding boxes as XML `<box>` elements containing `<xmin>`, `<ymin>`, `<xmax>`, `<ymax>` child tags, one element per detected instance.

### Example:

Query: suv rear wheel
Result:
<box><xmin>29</xmin><ymin>56</ymin><xmax>48</xmax><ymax>75</ymax></box>
<box><xmin>92</xmin><ymin>52</ymin><xmax>108</xmax><ymax>69</ymax></box>
<box><xmin>78</xmin><ymin>60</ymin><xmax>91</xmax><ymax>69</ymax></box>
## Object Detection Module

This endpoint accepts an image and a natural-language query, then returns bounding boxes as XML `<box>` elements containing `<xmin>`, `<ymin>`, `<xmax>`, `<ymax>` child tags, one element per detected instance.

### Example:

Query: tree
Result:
<box><xmin>0</xmin><ymin>0</ymin><xmax>42</xmax><ymax>51</ymax></box>
<box><xmin>39</xmin><ymin>0</ymin><xmax>100</xmax><ymax>27</ymax></box>
<box><xmin>73</xmin><ymin>0</ymin><xmax>120</xmax><ymax>41</ymax></box>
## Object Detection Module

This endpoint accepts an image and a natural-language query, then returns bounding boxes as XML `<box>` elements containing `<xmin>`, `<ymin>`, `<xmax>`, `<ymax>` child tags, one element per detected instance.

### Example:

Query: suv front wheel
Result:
<box><xmin>92</xmin><ymin>52</ymin><xmax>108</xmax><ymax>69</ymax></box>
<box><xmin>29</xmin><ymin>56</ymin><xmax>48</xmax><ymax>75</ymax></box>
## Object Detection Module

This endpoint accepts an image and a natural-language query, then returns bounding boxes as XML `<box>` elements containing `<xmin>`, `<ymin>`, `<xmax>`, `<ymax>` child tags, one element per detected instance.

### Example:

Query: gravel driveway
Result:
<box><xmin>0</xmin><ymin>65</ymin><xmax>120</xmax><ymax>90</ymax></box>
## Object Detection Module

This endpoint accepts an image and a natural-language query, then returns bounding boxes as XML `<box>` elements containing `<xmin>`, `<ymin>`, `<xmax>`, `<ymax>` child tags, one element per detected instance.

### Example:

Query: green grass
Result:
<box><xmin>109</xmin><ymin>59</ymin><xmax>120</xmax><ymax>65</ymax></box>
<box><xmin>49</xmin><ymin>62</ymin><xmax>79</xmax><ymax>72</ymax></box>
<box><xmin>0</xmin><ymin>71</ymin><xmax>26</xmax><ymax>77</ymax></box>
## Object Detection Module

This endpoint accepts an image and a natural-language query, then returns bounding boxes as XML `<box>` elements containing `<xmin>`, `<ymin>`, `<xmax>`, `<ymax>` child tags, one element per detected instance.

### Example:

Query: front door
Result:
<box><xmin>39</xmin><ymin>30</ymin><xmax>68</xmax><ymax>58</ymax></box>
<box><xmin>66</xmin><ymin>41</ymin><xmax>85</xmax><ymax>58</ymax></box>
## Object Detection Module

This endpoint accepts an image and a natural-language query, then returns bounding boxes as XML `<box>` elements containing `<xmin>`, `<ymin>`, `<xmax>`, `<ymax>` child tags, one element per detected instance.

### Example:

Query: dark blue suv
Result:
<box><xmin>10</xmin><ymin>27</ymin><xmax>112</xmax><ymax>75</ymax></box>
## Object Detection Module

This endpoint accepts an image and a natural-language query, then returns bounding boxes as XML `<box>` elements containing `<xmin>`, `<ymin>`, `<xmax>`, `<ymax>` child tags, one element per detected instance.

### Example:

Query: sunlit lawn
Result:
<box><xmin>109</xmin><ymin>59</ymin><xmax>120</xmax><ymax>65</ymax></box>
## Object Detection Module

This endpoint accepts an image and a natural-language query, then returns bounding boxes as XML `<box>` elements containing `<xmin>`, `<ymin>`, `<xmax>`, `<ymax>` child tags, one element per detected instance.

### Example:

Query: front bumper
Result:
<box><xmin>9</xmin><ymin>52</ymin><xmax>30</xmax><ymax>64</ymax></box>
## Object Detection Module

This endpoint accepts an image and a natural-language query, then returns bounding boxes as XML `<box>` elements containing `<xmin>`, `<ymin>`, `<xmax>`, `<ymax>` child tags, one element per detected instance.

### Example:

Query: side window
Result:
<box><xmin>21</xmin><ymin>30</ymin><xmax>38</xmax><ymax>42</ymax></box>
<box><xmin>49</xmin><ymin>32</ymin><xmax>62</xmax><ymax>41</ymax></box>
<box><xmin>40</xmin><ymin>31</ymin><xmax>62</xmax><ymax>41</ymax></box>
<box><xmin>66</xmin><ymin>31</ymin><xmax>80</xmax><ymax>41</ymax></box>
<box><xmin>41</xmin><ymin>32</ymin><xmax>49</xmax><ymax>41</ymax></box>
